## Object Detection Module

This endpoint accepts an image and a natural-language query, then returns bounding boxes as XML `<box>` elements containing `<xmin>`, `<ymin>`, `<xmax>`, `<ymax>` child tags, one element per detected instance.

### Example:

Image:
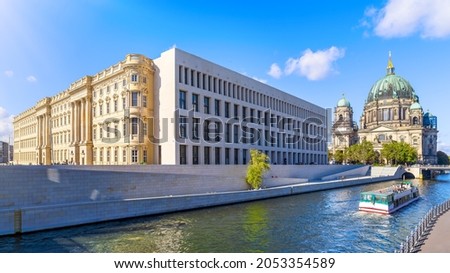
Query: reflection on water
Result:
<box><xmin>1</xmin><ymin>179</ymin><xmax>450</xmax><ymax>253</ymax></box>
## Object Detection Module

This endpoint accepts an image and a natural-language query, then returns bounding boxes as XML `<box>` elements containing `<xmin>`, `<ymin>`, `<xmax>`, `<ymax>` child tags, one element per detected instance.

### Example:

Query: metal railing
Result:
<box><xmin>395</xmin><ymin>199</ymin><xmax>450</xmax><ymax>253</ymax></box>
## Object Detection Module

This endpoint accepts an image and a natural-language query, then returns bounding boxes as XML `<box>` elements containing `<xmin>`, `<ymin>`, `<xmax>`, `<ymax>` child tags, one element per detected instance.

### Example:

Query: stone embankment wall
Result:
<box><xmin>0</xmin><ymin>165</ymin><xmax>402</xmax><ymax>236</ymax></box>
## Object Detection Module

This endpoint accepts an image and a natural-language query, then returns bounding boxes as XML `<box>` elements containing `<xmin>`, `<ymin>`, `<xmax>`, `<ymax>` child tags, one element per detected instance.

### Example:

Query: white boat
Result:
<box><xmin>359</xmin><ymin>181</ymin><xmax>420</xmax><ymax>214</ymax></box>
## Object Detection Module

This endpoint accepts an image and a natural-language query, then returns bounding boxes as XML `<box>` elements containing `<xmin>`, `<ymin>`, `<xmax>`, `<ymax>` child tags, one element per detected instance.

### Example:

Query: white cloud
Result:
<box><xmin>26</xmin><ymin>75</ymin><xmax>37</xmax><ymax>82</ymax></box>
<box><xmin>365</xmin><ymin>0</ymin><xmax>450</xmax><ymax>38</ymax></box>
<box><xmin>283</xmin><ymin>47</ymin><xmax>345</xmax><ymax>81</ymax></box>
<box><xmin>0</xmin><ymin>107</ymin><xmax>14</xmax><ymax>142</ymax></box>
<box><xmin>267</xmin><ymin>63</ymin><xmax>282</xmax><ymax>79</ymax></box>
<box><xmin>4</xmin><ymin>70</ymin><xmax>14</xmax><ymax>77</ymax></box>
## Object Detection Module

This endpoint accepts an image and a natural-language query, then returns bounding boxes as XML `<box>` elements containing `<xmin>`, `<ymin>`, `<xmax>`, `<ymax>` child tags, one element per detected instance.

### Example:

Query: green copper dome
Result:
<box><xmin>366</xmin><ymin>52</ymin><xmax>417</xmax><ymax>103</ymax></box>
<box><xmin>337</xmin><ymin>96</ymin><xmax>351</xmax><ymax>107</ymax></box>
<box><xmin>410</xmin><ymin>102</ymin><xmax>422</xmax><ymax>110</ymax></box>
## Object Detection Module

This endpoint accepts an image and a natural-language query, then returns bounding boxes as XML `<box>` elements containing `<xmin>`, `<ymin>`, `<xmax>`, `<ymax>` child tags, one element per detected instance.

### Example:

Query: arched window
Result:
<box><xmin>338</xmin><ymin>114</ymin><xmax>343</xmax><ymax>121</ymax></box>
<box><xmin>413</xmin><ymin>116</ymin><xmax>419</xmax><ymax>125</ymax></box>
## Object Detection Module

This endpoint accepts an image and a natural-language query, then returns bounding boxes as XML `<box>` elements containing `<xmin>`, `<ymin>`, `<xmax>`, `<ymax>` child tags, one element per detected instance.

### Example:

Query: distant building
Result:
<box><xmin>332</xmin><ymin>53</ymin><xmax>438</xmax><ymax>164</ymax></box>
<box><xmin>9</xmin><ymin>145</ymin><xmax>13</xmax><ymax>162</ymax></box>
<box><xmin>0</xmin><ymin>141</ymin><xmax>9</xmax><ymax>164</ymax></box>
<box><xmin>13</xmin><ymin>48</ymin><xmax>329</xmax><ymax>165</ymax></box>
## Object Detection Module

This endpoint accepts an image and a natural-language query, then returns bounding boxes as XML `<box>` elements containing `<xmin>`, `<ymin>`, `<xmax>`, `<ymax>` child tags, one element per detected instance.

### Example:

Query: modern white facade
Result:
<box><xmin>154</xmin><ymin>49</ymin><xmax>329</xmax><ymax>165</ymax></box>
<box><xmin>14</xmin><ymin>48</ymin><xmax>329</xmax><ymax>165</ymax></box>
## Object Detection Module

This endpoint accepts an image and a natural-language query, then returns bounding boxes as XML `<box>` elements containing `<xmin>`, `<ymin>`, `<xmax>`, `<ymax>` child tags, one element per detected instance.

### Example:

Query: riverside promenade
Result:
<box><xmin>419</xmin><ymin>210</ymin><xmax>450</xmax><ymax>252</ymax></box>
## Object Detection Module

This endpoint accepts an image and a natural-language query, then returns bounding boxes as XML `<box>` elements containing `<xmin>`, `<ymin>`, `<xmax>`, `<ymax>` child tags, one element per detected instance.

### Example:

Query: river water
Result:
<box><xmin>2</xmin><ymin>177</ymin><xmax>450</xmax><ymax>253</ymax></box>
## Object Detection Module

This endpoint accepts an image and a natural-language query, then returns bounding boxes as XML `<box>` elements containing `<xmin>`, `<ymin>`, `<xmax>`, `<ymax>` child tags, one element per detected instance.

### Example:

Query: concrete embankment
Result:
<box><xmin>0</xmin><ymin>165</ymin><xmax>403</xmax><ymax>236</ymax></box>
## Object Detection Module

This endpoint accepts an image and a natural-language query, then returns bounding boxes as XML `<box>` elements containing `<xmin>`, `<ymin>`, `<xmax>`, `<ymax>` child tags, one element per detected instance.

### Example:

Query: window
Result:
<box><xmin>215</xmin><ymin>147</ymin><xmax>221</xmax><ymax>164</ymax></box>
<box><xmin>93</xmin><ymin>149</ymin><xmax>97</xmax><ymax>162</ymax></box>
<box><xmin>93</xmin><ymin>106</ymin><xmax>96</xmax><ymax>117</ymax></box>
<box><xmin>243</xmin><ymin>149</ymin><xmax>248</xmax><ymax>164</ymax></box>
<box><xmin>192</xmin><ymin>118</ymin><xmax>200</xmax><ymax>140</ymax></box>
<box><xmin>132</xmin><ymin>149</ymin><xmax>138</xmax><ymax>163</ymax></box>
<box><xmin>106</xmin><ymin>123</ymin><xmax>110</xmax><ymax>138</ymax></box>
<box><xmin>114</xmin><ymin>100</ymin><xmax>118</xmax><ymax>112</ymax></box>
<box><xmin>192</xmin><ymin>94</ymin><xmax>199</xmax><ymax>112</ymax></box>
<box><xmin>143</xmin><ymin>122</ymin><xmax>147</xmax><ymax>137</ymax></box>
<box><xmin>107</xmin><ymin>149</ymin><xmax>111</xmax><ymax>162</ymax></box>
<box><xmin>132</xmin><ymin>92</ymin><xmax>139</xmax><ymax>107</ymax></box>
<box><xmin>204</xmin><ymin>97</ymin><xmax>210</xmax><ymax>114</ymax></box>
<box><xmin>234</xmin><ymin>149</ymin><xmax>239</xmax><ymax>164</ymax></box>
<box><xmin>214</xmin><ymin>122</ymin><xmax>221</xmax><ymax>142</ymax></box>
<box><xmin>123</xmin><ymin>149</ymin><xmax>127</xmax><ymax>163</ymax></box>
<box><xmin>203</xmin><ymin>120</ymin><xmax>210</xmax><ymax>141</ymax></box>
<box><xmin>142</xmin><ymin>95</ymin><xmax>147</xmax><ymax>108</ymax></box>
<box><xmin>234</xmin><ymin>104</ymin><xmax>239</xmax><ymax>119</ymax></box>
<box><xmin>143</xmin><ymin>77</ymin><xmax>147</xmax><ymax>84</ymax></box>
<box><xmin>114</xmin><ymin>83</ymin><xmax>118</xmax><ymax>90</ymax></box>
<box><xmin>122</xmin><ymin>98</ymin><xmax>126</xmax><ymax>110</ymax></box>
<box><xmin>131</xmin><ymin>74</ymin><xmax>138</xmax><ymax>82</ymax></box>
<box><xmin>225</xmin><ymin>123</ymin><xmax>231</xmax><ymax>143</ymax></box>
<box><xmin>122</xmin><ymin>79</ymin><xmax>126</xmax><ymax>86</ymax></box>
<box><xmin>180</xmin><ymin>145</ymin><xmax>187</xmax><ymax>164</ymax></box>
<box><xmin>225</xmin><ymin>148</ymin><xmax>230</xmax><ymax>164</ymax></box>
<box><xmin>179</xmin><ymin>116</ymin><xmax>187</xmax><ymax>138</ymax></box>
<box><xmin>233</xmin><ymin>125</ymin><xmax>239</xmax><ymax>144</ymax></box>
<box><xmin>99</xmin><ymin>104</ymin><xmax>103</xmax><ymax>115</ymax></box>
<box><xmin>225</xmin><ymin>102</ymin><xmax>230</xmax><ymax>118</ymax></box>
<box><xmin>115</xmin><ymin>124</ymin><xmax>119</xmax><ymax>139</ymax></box>
<box><xmin>204</xmin><ymin>146</ymin><xmax>210</xmax><ymax>165</ymax></box>
<box><xmin>143</xmin><ymin>150</ymin><xmax>147</xmax><ymax>163</ymax></box>
<box><xmin>99</xmin><ymin>148</ymin><xmax>103</xmax><ymax>162</ymax></box>
<box><xmin>106</xmin><ymin>102</ymin><xmax>110</xmax><ymax>114</ymax></box>
<box><xmin>132</xmin><ymin>117</ymin><xmax>138</xmax><ymax>135</ymax></box>
<box><xmin>99</xmin><ymin>127</ymin><xmax>103</xmax><ymax>139</ymax></box>
<box><xmin>193</xmin><ymin>146</ymin><xmax>199</xmax><ymax>165</ymax></box>
<box><xmin>114</xmin><ymin>149</ymin><xmax>118</xmax><ymax>162</ymax></box>
<box><xmin>179</xmin><ymin>90</ymin><xmax>187</xmax><ymax>109</ymax></box>
<box><xmin>123</xmin><ymin>122</ymin><xmax>127</xmax><ymax>137</ymax></box>
<box><xmin>215</xmin><ymin>99</ymin><xmax>220</xmax><ymax>116</ymax></box>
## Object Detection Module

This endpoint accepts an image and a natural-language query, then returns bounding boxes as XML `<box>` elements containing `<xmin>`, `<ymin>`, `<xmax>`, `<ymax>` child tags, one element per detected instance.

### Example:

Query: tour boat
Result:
<box><xmin>359</xmin><ymin>181</ymin><xmax>420</xmax><ymax>214</ymax></box>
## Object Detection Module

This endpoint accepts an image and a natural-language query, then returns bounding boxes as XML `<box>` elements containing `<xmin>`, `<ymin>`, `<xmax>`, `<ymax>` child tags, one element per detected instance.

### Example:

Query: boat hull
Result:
<box><xmin>359</xmin><ymin>196</ymin><xmax>420</xmax><ymax>214</ymax></box>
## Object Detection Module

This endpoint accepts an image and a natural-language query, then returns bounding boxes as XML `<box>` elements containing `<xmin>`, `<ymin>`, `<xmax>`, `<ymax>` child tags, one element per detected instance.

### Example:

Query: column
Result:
<box><xmin>86</xmin><ymin>97</ymin><xmax>92</xmax><ymax>142</ymax></box>
<box><xmin>36</xmin><ymin>116</ymin><xmax>41</xmax><ymax>148</ymax></box>
<box><xmin>71</xmin><ymin>102</ymin><xmax>75</xmax><ymax>145</ymax></box>
<box><xmin>80</xmin><ymin>99</ymin><xmax>84</xmax><ymax>143</ymax></box>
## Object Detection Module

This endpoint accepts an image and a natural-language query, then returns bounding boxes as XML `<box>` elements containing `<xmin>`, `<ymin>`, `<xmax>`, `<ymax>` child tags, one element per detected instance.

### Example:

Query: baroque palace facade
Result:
<box><xmin>13</xmin><ymin>48</ymin><xmax>330</xmax><ymax>165</ymax></box>
<box><xmin>332</xmin><ymin>53</ymin><xmax>438</xmax><ymax>164</ymax></box>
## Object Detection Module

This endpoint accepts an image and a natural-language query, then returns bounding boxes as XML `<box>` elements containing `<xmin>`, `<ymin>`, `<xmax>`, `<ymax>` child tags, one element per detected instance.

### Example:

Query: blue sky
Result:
<box><xmin>1</xmin><ymin>0</ymin><xmax>450</xmax><ymax>153</ymax></box>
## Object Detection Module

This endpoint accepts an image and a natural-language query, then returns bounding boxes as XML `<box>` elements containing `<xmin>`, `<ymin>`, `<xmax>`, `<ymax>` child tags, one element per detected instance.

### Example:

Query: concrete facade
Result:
<box><xmin>0</xmin><ymin>165</ymin><xmax>402</xmax><ymax>236</ymax></box>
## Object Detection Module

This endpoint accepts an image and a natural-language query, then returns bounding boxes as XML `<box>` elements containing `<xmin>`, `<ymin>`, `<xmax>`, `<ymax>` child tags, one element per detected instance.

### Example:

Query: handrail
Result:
<box><xmin>395</xmin><ymin>199</ymin><xmax>450</xmax><ymax>253</ymax></box>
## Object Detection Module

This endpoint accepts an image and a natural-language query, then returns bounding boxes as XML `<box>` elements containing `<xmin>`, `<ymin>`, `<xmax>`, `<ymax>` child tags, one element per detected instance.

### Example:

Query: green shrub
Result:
<box><xmin>245</xmin><ymin>149</ymin><xmax>270</xmax><ymax>189</ymax></box>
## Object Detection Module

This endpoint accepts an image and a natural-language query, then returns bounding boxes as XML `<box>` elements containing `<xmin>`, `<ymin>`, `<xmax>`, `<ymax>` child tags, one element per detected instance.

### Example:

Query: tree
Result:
<box><xmin>344</xmin><ymin>141</ymin><xmax>376</xmax><ymax>164</ymax></box>
<box><xmin>437</xmin><ymin>151</ymin><xmax>449</xmax><ymax>165</ymax></box>
<box><xmin>246</xmin><ymin>149</ymin><xmax>270</xmax><ymax>189</ymax></box>
<box><xmin>334</xmin><ymin>150</ymin><xmax>345</xmax><ymax>164</ymax></box>
<box><xmin>381</xmin><ymin>141</ymin><xmax>418</xmax><ymax>165</ymax></box>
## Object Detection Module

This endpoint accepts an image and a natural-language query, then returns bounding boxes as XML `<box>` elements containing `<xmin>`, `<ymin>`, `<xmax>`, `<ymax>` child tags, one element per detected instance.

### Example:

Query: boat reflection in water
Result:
<box><xmin>359</xmin><ymin>181</ymin><xmax>420</xmax><ymax>214</ymax></box>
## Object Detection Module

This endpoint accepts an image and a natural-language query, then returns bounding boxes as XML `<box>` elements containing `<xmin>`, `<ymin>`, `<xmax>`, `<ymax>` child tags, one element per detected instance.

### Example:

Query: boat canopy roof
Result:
<box><xmin>360</xmin><ymin>181</ymin><xmax>414</xmax><ymax>197</ymax></box>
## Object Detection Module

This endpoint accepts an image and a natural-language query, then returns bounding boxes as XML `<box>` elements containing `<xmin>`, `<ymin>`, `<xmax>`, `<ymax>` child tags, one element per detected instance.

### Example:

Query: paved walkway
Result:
<box><xmin>418</xmin><ymin>210</ymin><xmax>450</xmax><ymax>252</ymax></box>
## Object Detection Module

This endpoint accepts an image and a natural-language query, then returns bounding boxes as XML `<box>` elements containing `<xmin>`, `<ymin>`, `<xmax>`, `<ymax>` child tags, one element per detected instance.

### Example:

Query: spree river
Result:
<box><xmin>2</xmin><ymin>177</ymin><xmax>450</xmax><ymax>253</ymax></box>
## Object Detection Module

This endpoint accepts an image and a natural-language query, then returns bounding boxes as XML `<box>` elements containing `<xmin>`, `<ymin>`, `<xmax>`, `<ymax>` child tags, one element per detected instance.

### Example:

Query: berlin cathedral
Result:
<box><xmin>332</xmin><ymin>53</ymin><xmax>438</xmax><ymax>164</ymax></box>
